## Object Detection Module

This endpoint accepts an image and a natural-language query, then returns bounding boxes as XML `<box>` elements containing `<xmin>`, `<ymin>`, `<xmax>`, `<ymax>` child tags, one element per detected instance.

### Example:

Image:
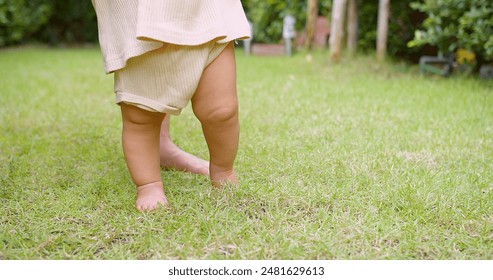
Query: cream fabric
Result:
<box><xmin>92</xmin><ymin>0</ymin><xmax>250</xmax><ymax>73</ymax></box>
<box><xmin>114</xmin><ymin>42</ymin><xmax>228</xmax><ymax>115</ymax></box>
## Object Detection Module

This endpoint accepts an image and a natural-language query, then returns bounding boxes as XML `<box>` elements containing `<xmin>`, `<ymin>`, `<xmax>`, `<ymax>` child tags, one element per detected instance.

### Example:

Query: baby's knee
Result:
<box><xmin>195</xmin><ymin>105</ymin><xmax>238</xmax><ymax>126</ymax></box>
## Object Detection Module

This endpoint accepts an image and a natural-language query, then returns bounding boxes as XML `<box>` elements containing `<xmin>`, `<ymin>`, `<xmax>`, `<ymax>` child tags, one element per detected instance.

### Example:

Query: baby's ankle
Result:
<box><xmin>135</xmin><ymin>181</ymin><xmax>168</xmax><ymax>211</ymax></box>
<box><xmin>210</xmin><ymin>168</ymin><xmax>238</xmax><ymax>188</ymax></box>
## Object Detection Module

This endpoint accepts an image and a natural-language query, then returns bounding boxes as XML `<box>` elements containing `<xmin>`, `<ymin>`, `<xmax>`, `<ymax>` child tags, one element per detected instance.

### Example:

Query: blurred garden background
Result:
<box><xmin>1</xmin><ymin>0</ymin><xmax>493</xmax><ymax>260</ymax></box>
<box><xmin>1</xmin><ymin>0</ymin><xmax>492</xmax><ymax>73</ymax></box>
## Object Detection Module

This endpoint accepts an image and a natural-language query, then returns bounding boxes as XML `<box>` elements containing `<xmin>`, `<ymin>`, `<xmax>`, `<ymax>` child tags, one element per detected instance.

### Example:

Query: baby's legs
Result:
<box><xmin>159</xmin><ymin>115</ymin><xmax>209</xmax><ymax>175</ymax></box>
<box><xmin>191</xmin><ymin>42</ymin><xmax>239</xmax><ymax>187</ymax></box>
<box><xmin>121</xmin><ymin>103</ymin><xmax>167</xmax><ymax>211</ymax></box>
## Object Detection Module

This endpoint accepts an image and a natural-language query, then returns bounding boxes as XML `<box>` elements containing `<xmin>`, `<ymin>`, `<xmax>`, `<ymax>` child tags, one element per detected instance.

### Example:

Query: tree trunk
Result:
<box><xmin>305</xmin><ymin>0</ymin><xmax>318</xmax><ymax>50</ymax></box>
<box><xmin>346</xmin><ymin>0</ymin><xmax>358</xmax><ymax>56</ymax></box>
<box><xmin>377</xmin><ymin>0</ymin><xmax>390</xmax><ymax>62</ymax></box>
<box><xmin>329</xmin><ymin>0</ymin><xmax>347</xmax><ymax>62</ymax></box>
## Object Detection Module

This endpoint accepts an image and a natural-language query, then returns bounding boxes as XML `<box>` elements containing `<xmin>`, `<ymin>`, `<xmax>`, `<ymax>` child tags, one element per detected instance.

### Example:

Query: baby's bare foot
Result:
<box><xmin>160</xmin><ymin>142</ymin><xmax>209</xmax><ymax>175</ymax></box>
<box><xmin>135</xmin><ymin>181</ymin><xmax>168</xmax><ymax>211</ymax></box>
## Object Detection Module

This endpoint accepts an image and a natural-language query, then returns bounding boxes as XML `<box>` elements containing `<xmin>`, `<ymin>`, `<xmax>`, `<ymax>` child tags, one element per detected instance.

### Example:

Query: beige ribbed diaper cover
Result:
<box><xmin>92</xmin><ymin>0</ymin><xmax>251</xmax><ymax>114</ymax></box>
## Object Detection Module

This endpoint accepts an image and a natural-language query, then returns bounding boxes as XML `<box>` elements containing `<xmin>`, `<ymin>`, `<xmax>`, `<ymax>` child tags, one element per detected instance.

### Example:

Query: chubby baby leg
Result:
<box><xmin>120</xmin><ymin>103</ymin><xmax>168</xmax><ymax>211</ymax></box>
<box><xmin>191</xmin><ymin>42</ymin><xmax>239</xmax><ymax>187</ymax></box>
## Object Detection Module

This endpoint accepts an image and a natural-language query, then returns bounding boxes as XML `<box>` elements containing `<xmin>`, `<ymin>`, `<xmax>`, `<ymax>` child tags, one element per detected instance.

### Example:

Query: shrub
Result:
<box><xmin>409</xmin><ymin>0</ymin><xmax>493</xmax><ymax>62</ymax></box>
<box><xmin>242</xmin><ymin>0</ymin><xmax>308</xmax><ymax>43</ymax></box>
<box><xmin>0</xmin><ymin>0</ymin><xmax>52</xmax><ymax>46</ymax></box>
<box><xmin>356</xmin><ymin>0</ymin><xmax>426</xmax><ymax>61</ymax></box>
<box><xmin>34</xmin><ymin>0</ymin><xmax>98</xmax><ymax>45</ymax></box>
<box><xmin>242</xmin><ymin>0</ymin><xmax>423</xmax><ymax>61</ymax></box>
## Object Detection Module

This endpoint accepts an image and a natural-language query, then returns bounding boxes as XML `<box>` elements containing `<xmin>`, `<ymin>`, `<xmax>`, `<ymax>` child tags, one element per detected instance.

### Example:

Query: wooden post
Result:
<box><xmin>346</xmin><ymin>0</ymin><xmax>358</xmax><ymax>56</ymax></box>
<box><xmin>305</xmin><ymin>0</ymin><xmax>318</xmax><ymax>50</ymax></box>
<box><xmin>377</xmin><ymin>0</ymin><xmax>390</xmax><ymax>62</ymax></box>
<box><xmin>329</xmin><ymin>0</ymin><xmax>347</xmax><ymax>62</ymax></box>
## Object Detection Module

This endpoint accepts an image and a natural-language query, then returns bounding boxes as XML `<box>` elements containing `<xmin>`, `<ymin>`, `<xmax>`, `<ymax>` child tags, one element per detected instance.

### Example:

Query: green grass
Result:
<box><xmin>1</xmin><ymin>46</ymin><xmax>492</xmax><ymax>260</ymax></box>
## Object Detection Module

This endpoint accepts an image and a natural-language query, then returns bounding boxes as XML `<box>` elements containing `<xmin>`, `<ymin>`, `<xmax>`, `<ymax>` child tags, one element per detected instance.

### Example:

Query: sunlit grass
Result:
<box><xmin>1</xmin><ymin>46</ymin><xmax>492</xmax><ymax>259</ymax></box>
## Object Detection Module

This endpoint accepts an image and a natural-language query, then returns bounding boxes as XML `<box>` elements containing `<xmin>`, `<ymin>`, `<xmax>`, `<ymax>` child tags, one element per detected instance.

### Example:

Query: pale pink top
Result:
<box><xmin>92</xmin><ymin>0</ymin><xmax>251</xmax><ymax>73</ymax></box>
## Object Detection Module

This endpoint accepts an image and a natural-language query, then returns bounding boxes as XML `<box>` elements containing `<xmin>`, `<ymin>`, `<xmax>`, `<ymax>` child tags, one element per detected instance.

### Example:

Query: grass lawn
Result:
<box><xmin>1</xmin><ymin>46</ymin><xmax>492</xmax><ymax>260</ymax></box>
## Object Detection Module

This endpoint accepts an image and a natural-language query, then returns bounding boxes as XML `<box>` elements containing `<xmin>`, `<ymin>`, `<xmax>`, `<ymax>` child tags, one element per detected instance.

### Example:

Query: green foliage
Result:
<box><xmin>409</xmin><ymin>0</ymin><xmax>493</xmax><ymax>61</ymax></box>
<box><xmin>35</xmin><ymin>0</ymin><xmax>98</xmax><ymax>45</ymax></box>
<box><xmin>242</xmin><ymin>0</ymin><xmax>308</xmax><ymax>43</ymax></box>
<box><xmin>0</xmin><ymin>0</ymin><xmax>97</xmax><ymax>47</ymax></box>
<box><xmin>356</xmin><ymin>0</ymin><xmax>424</xmax><ymax>61</ymax></box>
<box><xmin>241</xmin><ymin>0</ymin><xmax>332</xmax><ymax>43</ymax></box>
<box><xmin>0</xmin><ymin>0</ymin><xmax>52</xmax><ymax>46</ymax></box>
<box><xmin>242</xmin><ymin>0</ymin><xmax>422</xmax><ymax>61</ymax></box>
